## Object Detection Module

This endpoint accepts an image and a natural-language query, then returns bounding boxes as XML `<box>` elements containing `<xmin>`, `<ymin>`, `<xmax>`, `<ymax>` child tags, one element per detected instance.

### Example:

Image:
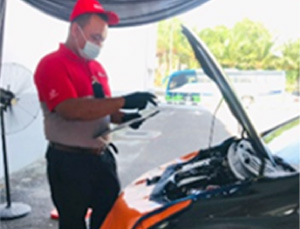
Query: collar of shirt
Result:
<box><xmin>58</xmin><ymin>43</ymin><xmax>90</xmax><ymax>64</ymax></box>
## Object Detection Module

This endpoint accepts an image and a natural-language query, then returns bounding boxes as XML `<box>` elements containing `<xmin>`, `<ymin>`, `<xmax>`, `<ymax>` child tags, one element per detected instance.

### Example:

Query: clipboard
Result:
<box><xmin>93</xmin><ymin>109</ymin><xmax>160</xmax><ymax>139</ymax></box>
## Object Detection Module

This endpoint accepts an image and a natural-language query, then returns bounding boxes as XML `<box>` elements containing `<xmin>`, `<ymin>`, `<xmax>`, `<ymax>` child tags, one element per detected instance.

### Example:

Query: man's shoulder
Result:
<box><xmin>89</xmin><ymin>60</ymin><xmax>107</xmax><ymax>73</ymax></box>
<box><xmin>89</xmin><ymin>59</ymin><xmax>103</xmax><ymax>68</ymax></box>
<box><xmin>38</xmin><ymin>49</ymin><xmax>64</xmax><ymax>68</ymax></box>
<box><xmin>34</xmin><ymin>49</ymin><xmax>67</xmax><ymax>81</ymax></box>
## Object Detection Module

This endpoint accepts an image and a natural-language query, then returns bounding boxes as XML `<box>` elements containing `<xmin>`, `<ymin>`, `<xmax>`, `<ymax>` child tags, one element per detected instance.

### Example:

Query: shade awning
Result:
<box><xmin>19</xmin><ymin>0</ymin><xmax>210</xmax><ymax>27</ymax></box>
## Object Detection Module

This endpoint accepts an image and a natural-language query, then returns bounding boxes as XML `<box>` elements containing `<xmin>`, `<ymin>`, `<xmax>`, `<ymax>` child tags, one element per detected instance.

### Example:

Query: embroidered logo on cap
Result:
<box><xmin>93</xmin><ymin>4</ymin><xmax>103</xmax><ymax>10</ymax></box>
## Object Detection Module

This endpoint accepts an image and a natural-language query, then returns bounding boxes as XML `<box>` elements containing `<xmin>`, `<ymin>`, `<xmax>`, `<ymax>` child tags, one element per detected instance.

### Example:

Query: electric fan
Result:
<box><xmin>0</xmin><ymin>62</ymin><xmax>39</xmax><ymax>220</ymax></box>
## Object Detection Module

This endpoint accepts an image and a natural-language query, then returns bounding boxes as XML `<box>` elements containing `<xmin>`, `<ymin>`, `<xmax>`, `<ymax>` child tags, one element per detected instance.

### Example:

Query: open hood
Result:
<box><xmin>18</xmin><ymin>0</ymin><xmax>210</xmax><ymax>27</ymax></box>
<box><xmin>181</xmin><ymin>25</ymin><xmax>275</xmax><ymax>171</ymax></box>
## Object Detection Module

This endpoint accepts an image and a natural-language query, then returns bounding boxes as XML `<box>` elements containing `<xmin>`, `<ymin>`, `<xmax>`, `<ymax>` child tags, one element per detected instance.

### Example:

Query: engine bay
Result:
<box><xmin>149</xmin><ymin>137</ymin><xmax>296</xmax><ymax>203</ymax></box>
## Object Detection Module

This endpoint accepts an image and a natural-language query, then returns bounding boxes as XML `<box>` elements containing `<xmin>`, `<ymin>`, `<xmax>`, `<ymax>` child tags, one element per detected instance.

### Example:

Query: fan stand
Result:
<box><xmin>0</xmin><ymin>93</ymin><xmax>31</xmax><ymax>220</ymax></box>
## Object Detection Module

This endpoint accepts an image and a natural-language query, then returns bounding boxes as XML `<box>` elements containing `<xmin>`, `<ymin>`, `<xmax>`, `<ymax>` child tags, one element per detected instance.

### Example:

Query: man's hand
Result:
<box><xmin>122</xmin><ymin>113</ymin><xmax>144</xmax><ymax>129</ymax></box>
<box><xmin>123</xmin><ymin>92</ymin><xmax>157</xmax><ymax>110</ymax></box>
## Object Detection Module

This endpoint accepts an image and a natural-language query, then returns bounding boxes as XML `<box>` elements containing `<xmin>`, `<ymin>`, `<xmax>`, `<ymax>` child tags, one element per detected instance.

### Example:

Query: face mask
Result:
<box><xmin>77</xmin><ymin>26</ymin><xmax>101</xmax><ymax>60</ymax></box>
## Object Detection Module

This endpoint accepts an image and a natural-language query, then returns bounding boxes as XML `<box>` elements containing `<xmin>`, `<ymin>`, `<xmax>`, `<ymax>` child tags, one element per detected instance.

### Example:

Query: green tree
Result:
<box><xmin>155</xmin><ymin>17</ymin><xmax>300</xmax><ymax>90</ymax></box>
<box><xmin>156</xmin><ymin>18</ymin><xmax>197</xmax><ymax>87</ymax></box>
<box><xmin>279</xmin><ymin>39</ymin><xmax>300</xmax><ymax>87</ymax></box>
<box><xmin>198</xmin><ymin>19</ymin><xmax>280</xmax><ymax>70</ymax></box>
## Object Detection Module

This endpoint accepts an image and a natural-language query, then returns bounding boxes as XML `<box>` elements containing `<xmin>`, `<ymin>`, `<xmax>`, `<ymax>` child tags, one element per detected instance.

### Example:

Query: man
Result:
<box><xmin>34</xmin><ymin>0</ymin><xmax>157</xmax><ymax>228</ymax></box>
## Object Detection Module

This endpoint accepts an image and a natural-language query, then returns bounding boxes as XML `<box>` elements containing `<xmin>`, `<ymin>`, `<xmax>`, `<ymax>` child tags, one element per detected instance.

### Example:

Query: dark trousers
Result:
<box><xmin>46</xmin><ymin>145</ymin><xmax>121</xmax><ymax>229</ymax></box>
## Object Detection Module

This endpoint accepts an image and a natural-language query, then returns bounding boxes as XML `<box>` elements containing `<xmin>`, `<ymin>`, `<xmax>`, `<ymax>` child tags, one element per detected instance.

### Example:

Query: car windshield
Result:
<box><xmin>263</xmin><ymin>118</ymin><xmax>300</xmax><ymax>170</ymax></box>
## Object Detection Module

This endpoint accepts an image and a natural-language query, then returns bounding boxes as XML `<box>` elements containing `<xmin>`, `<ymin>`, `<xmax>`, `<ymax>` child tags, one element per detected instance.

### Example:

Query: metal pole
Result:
<box><xmin>0</xmin><ymin>0</ymin><xmax>6</xmax><ymax>77</ymax></box>
<box><xmin>0</xmin><ymin>105</ymin><xmax>31</xmax><ymax>220</ymax></box>
<box><xmin>0</xmin><ymin>0</ymin><xmax>31</xmax><ymax>220</ymax></box>
<box><xmin>1</xmin><ymin>107</ymin><xmax>11</xmax><ymax>207</ymax></box>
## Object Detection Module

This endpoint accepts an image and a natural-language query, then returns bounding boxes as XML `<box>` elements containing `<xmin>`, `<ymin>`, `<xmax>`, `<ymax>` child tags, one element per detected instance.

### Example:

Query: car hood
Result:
<box><xmin>181</xmin><ymin>25</ymin><xmax>275</xmax><ymax>169</ymax></box>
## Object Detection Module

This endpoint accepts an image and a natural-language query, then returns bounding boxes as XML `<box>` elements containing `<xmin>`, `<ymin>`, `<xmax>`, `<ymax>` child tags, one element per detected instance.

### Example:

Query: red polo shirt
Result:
<box><xmin>34</xmin><ymin>44</ymin><xmax>111</xmax><ymax>111</ymax></box>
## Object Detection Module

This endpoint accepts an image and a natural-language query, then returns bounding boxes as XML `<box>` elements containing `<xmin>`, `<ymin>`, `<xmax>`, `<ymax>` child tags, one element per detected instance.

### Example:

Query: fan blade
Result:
<box><xmin>0</xmin><ymin>63</ymin><xmax>34</xmax><ymax>96</ymax></box>
<box><xmin>4</xmin><ymin>104</ymin><xmax>38</xmax><ymax>135</ymax></box>
<box><xmin>0</xmin><ymin>63</ymin><xmax>40</xmax><ymax>135</ymax></box>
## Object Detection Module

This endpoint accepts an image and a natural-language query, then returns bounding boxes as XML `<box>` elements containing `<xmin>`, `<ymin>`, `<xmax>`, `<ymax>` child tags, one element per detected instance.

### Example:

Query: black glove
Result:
<box><xmin>122</xmin><ymin>113</ymin><xmax>144</xmax><ymax>129</ymax></box>
<box><xmin>123</xmin><ymin>92</ymin><xmax>157</xmax><ymax>110</ymax></box>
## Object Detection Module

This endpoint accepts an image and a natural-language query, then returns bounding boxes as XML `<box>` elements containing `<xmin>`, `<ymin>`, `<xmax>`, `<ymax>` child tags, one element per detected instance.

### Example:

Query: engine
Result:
<box><xmin>150</xmin><ymin>138</ymin><xmax>294</xmax><ymax>202</ymax></box>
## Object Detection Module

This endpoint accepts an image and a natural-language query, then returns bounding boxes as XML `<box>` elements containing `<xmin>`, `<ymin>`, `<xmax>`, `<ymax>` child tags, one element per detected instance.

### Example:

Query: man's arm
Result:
<box><xmin>110</xmin><ymin>111</ymin><xmax>124</xmax><ymax>124</ymax></box>
<box><xmin>55</xmin><ymin>97</ymin><xmax>125</xmax><ymax>121</ymax></box>
<box><xmin>54</xmin><ymin>91</ymin><xmax>156</xmax><ymax>121</ymax></box>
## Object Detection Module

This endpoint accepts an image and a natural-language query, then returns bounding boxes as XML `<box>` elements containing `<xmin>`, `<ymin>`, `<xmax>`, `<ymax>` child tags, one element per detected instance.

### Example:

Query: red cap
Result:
<box><xmin>70</xmin><ymin>0</ymin><xmax>119</xmax><ymax>25</ymax></box>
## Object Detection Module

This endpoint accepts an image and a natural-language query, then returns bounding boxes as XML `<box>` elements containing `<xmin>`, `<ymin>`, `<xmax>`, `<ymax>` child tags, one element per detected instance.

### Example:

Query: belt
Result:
<box><xmin>49</xmin><ymin>142</ymin><xmax>104</xmax><ymax>155</ymax></box>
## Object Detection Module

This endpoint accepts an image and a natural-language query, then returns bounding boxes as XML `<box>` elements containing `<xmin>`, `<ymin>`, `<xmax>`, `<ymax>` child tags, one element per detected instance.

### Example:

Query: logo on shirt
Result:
<box><xmin>49</xmin><ymin>89</ymin><xmax>59</xmax><ymax>100</ymax></box>
<box><xmin>92</xmin><ymin>76</ymin><xmax>99</xmax><ymax>83</ymax></box>
<box><xmin>98</xmin><ymin>72</ymin><xmax>106</xmax><ymax>77</ymax></box>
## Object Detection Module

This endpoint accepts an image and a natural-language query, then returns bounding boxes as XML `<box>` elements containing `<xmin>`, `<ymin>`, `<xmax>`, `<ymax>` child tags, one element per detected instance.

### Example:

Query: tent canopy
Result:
<box><xmin>0</xmin><ymin>0</ymin><xmax>210</xmax><ymax>74</ymax></box>
<box><xmin>19</xmin><ymin>0</ymin><xmax>210</xmax><ymax>27</ymax></box>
